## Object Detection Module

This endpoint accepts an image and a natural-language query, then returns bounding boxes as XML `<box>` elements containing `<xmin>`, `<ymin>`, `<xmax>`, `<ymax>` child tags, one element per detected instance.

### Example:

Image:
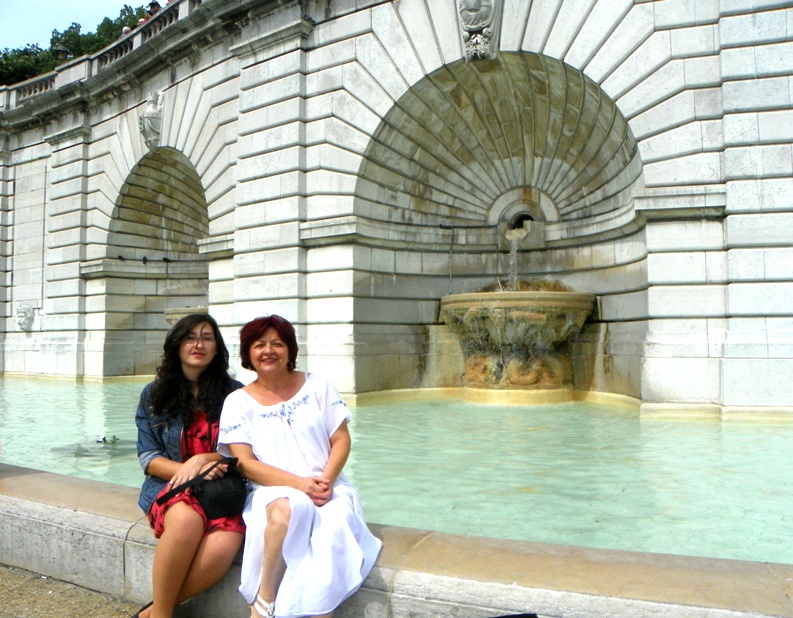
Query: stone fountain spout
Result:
<box><xmin>440</xmin><ymin>280</ymin><xmax>595</xmax><ymax>390</ymax></box>
<box><xmin>504</xmin><ymin>223</ymin><xmax>530</xmax><ymax>242</ymax></box>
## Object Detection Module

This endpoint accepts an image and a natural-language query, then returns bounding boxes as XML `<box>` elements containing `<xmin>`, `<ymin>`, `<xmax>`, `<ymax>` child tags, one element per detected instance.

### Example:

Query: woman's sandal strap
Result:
<box><xmin>253</xmin><ymin>594</ymin><xmax>275</xmax><ymax>618</ymax></box>
<box><xmin>131</xmin><ymin>600</ymin><xmax>153</xmax><ymax>618</ymax></box>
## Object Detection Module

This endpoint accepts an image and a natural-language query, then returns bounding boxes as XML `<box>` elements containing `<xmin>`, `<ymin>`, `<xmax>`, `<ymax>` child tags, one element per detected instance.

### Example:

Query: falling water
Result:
<box><xmin>504</xmin><ymin>226</ymin><xmax>529</xmax><ymax>291</ymax></box>
<box><xmin>508</xmin><ymin>236</ymin><xmax>519</xmax><ymax>291</ymax></box>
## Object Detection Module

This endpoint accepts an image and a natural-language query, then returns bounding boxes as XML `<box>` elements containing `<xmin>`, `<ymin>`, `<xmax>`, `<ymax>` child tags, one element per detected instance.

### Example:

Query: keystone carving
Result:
<box><xmin>139</xmin><ymin>91</ymin><xmax>163</xmax><ymax>151</ymax></box>
<box><xmin>457</xmin><ymin>0</ymin><xmax>502</xmax><ymax>61</ymax></box>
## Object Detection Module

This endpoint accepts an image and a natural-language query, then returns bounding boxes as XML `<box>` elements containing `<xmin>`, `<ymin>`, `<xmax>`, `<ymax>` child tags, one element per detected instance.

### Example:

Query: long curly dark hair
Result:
<box><xmin>149</xmin><ymin>313</ymin><xmax>234</xmax><ymax>426</ymax></box>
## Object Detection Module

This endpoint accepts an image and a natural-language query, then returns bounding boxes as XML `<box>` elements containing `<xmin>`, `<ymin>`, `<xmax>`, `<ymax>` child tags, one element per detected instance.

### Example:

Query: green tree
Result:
<box><xmin>96</xmin><ymin>4</ymin><xmax>147</xmax><ymax>42</ymax></box>
<box><xmin>0</xmin><ymin>45</ymin><xmax>57</xmax><ymax>86</ymax></box>
<box><xmin>0</xmin><ymin>4</ymin><xmax>145</xmax><ymax>86</ymax></box>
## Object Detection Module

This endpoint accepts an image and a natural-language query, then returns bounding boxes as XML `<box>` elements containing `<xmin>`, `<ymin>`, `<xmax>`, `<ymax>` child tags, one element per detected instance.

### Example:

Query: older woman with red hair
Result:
<box><xmin>219</xmin><ymin>315</ymin><xmax>381</xmax><ymax>618</ymax></box>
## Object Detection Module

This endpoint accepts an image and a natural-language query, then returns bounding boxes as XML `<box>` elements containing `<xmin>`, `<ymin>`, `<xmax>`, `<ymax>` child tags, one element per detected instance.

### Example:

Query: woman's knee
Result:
<box><xmin>266</xmin><ymin>498</ymin><xmax>291</xmax><ymax>528</ymax></box>
<box><xmin>163</xmin><ymin>501</ymin><xmax>204</xmax><ymax>535</ymax></box>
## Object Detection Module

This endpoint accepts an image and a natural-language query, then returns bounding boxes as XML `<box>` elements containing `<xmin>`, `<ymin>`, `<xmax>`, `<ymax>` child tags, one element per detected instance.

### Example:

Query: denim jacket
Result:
<box><xmin>135</xmin><ymin>378</ymin><xmax>243</xmax><ymax>514</ymax></box>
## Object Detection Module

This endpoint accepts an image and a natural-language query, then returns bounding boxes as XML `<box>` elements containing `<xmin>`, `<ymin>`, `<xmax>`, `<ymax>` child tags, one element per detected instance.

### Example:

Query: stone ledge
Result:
<box><xmin>1</xmin><ymin>463</ymin><xmax>792</xmax><ymax>617</ymax></box>
<box><xmin>79</xmin><ymin>258</ymin><xmax>209</xmax><ymax>280</ymax></box>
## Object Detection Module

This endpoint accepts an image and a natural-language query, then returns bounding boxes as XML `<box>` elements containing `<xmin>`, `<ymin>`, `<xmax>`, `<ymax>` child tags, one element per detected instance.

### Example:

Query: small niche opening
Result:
<box><xmin>510</xmin><ymin>213</ymin><xmax>535</xmax><ymax>230</ymax></box>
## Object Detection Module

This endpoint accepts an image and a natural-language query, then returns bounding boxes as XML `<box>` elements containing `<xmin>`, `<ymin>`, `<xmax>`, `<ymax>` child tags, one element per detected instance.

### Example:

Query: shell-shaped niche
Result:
<box><xmin>356</xmin><ymin>52</ymin><xmax>641</xmax><ymax>235</ymax></box>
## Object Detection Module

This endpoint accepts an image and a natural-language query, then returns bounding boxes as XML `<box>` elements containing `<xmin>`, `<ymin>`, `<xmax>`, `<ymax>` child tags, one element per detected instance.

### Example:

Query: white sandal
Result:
<box><xmin>252</xmin><ymin>594</ymin><xmax>275</xmax><ymax>618</ymax></box>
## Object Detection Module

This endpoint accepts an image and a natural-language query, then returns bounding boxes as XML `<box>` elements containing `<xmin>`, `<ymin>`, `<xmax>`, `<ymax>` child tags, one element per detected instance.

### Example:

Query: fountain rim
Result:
<box><xmin>440</xmin><ymin>290</ymin><xmax>597</xmax><ymax>311</ymax></box>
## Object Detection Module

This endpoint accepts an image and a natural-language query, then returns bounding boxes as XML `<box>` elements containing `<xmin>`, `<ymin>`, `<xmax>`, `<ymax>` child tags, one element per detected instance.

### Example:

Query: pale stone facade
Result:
<box><xmin>1</xmin><ymin>0</ymin><xmax>791</xmax><ymax>412</ymax></box>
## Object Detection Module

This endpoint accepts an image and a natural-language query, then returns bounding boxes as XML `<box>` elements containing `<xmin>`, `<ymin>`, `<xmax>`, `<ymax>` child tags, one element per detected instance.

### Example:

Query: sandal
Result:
<box><xmin>131</xmin><ymin>600</ymin><xmax>153</xmax><ymax>618</ymax></box>
<box><xmin>252</xmin><ymin>594</ymin><xmax>275</xmax><ymax>618</ymax></box>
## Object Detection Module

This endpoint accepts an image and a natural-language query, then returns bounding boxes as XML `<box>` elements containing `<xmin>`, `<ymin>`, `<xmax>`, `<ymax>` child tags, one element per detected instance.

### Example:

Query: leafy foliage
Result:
<box><xmin>0</xmin><ymin>45</ymin><xmax>57</xmax><ymax>86</ymax></box>
<box><xmin>0</xmin><ymin>4</ymin><xmax>145</xmax><ymax>86</ymax></box>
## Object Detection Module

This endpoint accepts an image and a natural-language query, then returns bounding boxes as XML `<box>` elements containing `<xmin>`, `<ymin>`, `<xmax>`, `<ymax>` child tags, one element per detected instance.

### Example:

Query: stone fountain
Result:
<box><xmin>441</xmin><ymin>280</ymin><xmax>595</xmax><ymax>389</ymax></box>
<box><xmin>440</xmin><ymin>225</ymin><xmax>596</xmax><ymax>390</ymax></box>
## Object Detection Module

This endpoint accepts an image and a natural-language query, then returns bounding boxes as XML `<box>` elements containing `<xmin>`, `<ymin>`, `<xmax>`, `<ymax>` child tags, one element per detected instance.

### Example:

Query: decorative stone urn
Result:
<box><xmin>440</xmin><ymin>286</ymin><xmax>595</xmax><ymax>389</ymax></box>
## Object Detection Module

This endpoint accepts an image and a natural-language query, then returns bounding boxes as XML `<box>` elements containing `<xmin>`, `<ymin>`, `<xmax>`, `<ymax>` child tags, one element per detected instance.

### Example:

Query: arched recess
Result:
<box><xmin>83</xmin><ymin>147</ymin><xmax>211</xmax><ymax>375</ymax></box>
<box><xmin>111</xmin><ymin>147</ymin><xmax>209</xmax><ymax>260</ymax></box>
<box><xmin>354</xmin><ymin>52</ymin><xmax>642</xmax><ymax>244</ymax></box>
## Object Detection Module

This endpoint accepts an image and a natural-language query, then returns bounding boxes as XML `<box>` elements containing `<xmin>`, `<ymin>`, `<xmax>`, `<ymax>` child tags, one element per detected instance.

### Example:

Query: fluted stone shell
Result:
<box><xmin>357</xmin><ymin>52</ymin><xmax>641</xmax><ymax>230</ymax></box>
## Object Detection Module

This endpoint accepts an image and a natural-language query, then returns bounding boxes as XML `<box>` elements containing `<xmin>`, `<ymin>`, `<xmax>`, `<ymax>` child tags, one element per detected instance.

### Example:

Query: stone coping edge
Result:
<box><xmin>1</xmin><ymin>463</ymin><xmax>792</xmax><ymax>617</ymax></box>
<box><xmin>349</xmin><ymin>388</ymin><xmax>793</xmax><ymax>421</ymax></box>
<box><xmin>3</xmin><ymin>377</ymin><xmax>791</xmax><ymax>420</ymax></box>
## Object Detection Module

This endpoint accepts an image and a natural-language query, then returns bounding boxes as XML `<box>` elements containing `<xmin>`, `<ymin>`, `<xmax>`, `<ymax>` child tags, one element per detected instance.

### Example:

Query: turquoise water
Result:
<box><xmin>0</xmin><ymin>377</ymin><xmax>144</xmax><ymax>483</ymax></box>
<box><xmin>1</xmin><ymin>376</ymin><xmax>792</xmax><ymax>564</ymax></box>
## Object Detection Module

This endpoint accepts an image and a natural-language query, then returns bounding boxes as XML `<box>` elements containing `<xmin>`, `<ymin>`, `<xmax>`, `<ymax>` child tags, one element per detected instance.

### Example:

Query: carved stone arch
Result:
<box><xmin>111</xmin><ymin>147</ymin><xmax>209</xmax><ymax>260</ymax></box>
<box><xmin>354</xmin><ymin>52</ymin><xmax>642</xmax><ymax>247</ymax></box>
<box><xmin>84</xmin><ymin>147</ymin><xmax>211</xmax><ymax>375</ymax></box>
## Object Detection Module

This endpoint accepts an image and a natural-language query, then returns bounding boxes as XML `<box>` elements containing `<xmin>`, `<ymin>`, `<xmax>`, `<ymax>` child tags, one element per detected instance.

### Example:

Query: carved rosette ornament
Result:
<box><xmin>457</xmin><ymin>0</ymin><xmax>502</xmax><ymax>61</ymax></box>
<box><xmin>139</xmin><ymin>91</ymin><xmax>163</xmax><ymax>151</ymax></box>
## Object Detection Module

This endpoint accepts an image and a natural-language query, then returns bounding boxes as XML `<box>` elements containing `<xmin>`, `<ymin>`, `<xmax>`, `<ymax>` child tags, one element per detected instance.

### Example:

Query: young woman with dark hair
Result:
<box><xmin>134</xmin><ymin>313</ymin><xmax>244</xmax><ymax>618</ymax></box>
<box><xmin>219</xmin><ymin>314</ymin><xmax>381</xmax><ymax>618</ymax></box>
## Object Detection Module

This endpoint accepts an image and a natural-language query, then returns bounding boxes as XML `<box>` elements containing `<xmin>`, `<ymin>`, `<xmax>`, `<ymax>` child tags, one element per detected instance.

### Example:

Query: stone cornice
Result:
<box><xmin>44</xmin><ymin>125</ymin><xmax>91</xmax><ymax>146</ymax></box>
<box><xmin>197</xmin><ymin>233</ymin><xmax>234</xmax><ymax>257</ymax></box>
<box><xmin>80</xmin><ymin>258</ymin><xmax>208</xmax><ymax>280</ymax></box>
<box><xmin>298</xmin><ymin>193</ymin><xmax>728</xmax><ymax>253</ymax></box>
<box><xmin>634</xmin><ymin>187</ymin><xmax>727</xmax><ymax>220</ymax></box>
<box><xmin>299</xmin><ymin>215</ymin><xmax>501</xmax><ymax>252</ymax></box>
<box><xmin>229</xmin><ymin>18</ymin><xmax>314</xmax><ymax>61</ymax></box>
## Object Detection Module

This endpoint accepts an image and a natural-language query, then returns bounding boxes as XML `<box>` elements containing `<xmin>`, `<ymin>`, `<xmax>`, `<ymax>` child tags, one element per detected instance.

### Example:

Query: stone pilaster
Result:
<box><xmin>230</xmin><ymin>2</ymin><xmax>313</xmax><ymax>331</ymax></box>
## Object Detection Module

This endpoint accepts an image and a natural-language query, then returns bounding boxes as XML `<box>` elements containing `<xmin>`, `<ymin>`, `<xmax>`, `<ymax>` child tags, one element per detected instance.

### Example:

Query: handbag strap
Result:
<box><xmin>155</xmin><ymin>456</ymin><xmax>237</xmax><ymax>506</ymax></box>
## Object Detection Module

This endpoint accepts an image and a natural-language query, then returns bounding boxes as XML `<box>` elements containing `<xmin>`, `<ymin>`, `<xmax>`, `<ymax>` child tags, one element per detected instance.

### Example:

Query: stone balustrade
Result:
<box><xmin>0</xmin><ymin>0</ymin><xmax>202</xmax><ymax>113</ymax></box>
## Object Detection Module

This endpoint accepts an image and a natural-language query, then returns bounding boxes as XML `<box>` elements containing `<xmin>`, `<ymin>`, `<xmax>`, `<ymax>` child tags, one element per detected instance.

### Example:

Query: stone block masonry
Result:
<box><xmin>0</xmin><ymin>0</ymin><xmax>791</xmax><ymax>412</ymax></box>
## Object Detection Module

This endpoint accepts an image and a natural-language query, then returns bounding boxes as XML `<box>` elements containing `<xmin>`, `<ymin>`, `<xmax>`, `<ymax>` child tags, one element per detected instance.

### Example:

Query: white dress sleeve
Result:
<box><xmin>311</xmin><ymin>374</ymin><xmax>351</xmax><ymax>437</ymax></box>
<box><xmin>217</xmin><ymin>389</ymin><xmax>253</xmax><ymax>457</ymax></box>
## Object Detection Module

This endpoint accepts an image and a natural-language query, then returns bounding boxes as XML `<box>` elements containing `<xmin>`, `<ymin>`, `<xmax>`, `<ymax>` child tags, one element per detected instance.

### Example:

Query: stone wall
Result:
<box><xmin>1</xmin><ymin>0</ymin><xmax>792</xmax><ymax>411</ymax></box>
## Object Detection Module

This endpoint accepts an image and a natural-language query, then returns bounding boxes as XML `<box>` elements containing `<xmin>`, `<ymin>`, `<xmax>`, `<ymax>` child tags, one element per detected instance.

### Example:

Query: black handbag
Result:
<box><xmin>155</xmin><ymin>456</ymin><xmax>247</xmax><ymax>519</ymax></box>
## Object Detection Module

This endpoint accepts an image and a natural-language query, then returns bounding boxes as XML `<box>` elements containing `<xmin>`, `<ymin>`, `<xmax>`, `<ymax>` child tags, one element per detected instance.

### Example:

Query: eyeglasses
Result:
<box><xmin>184</xmin><ymin>335</ymin><xmax>216</xmax><ymax>347</ymax></box>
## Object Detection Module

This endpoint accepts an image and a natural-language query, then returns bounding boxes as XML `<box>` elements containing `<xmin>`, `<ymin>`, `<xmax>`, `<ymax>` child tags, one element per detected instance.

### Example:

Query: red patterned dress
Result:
<box><xmin>148</xmin><ymin>410</ymin><xmax>246</xmax><ymax>538</ymax></box>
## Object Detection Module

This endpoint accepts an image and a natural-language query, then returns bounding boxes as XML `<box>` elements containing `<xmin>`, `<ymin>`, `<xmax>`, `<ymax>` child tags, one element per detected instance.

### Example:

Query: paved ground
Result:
<box><xmin>0</xmin><ymin>564</ymin><xmax>141</xmax><ymax>618</ymax></box>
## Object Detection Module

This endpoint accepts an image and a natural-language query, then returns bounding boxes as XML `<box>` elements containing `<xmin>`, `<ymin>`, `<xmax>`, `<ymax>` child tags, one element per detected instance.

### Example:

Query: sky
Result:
<box><xmin>0</xmin><ymin>1</ymin><xmax>146</xmax><ymax>50</ymax></box>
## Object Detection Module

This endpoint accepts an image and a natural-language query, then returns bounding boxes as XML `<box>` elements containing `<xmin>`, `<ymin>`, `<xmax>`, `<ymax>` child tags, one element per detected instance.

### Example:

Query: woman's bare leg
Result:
<box><xmin>147</xmin><ymin>502</ymin><xmax>204</xmax><ymax>618</ymax></box>
<box><xmin>176</xmin><ymin>529</ymin><xmax>243</xmax><ymax>600</ymax></box>
<box><xmin>141</xmin><ymin>511</ymin><xmax>243</xmax><ymax>618</ymax></box>
<box><xmin>251</xmin><ymin>498</ymin><xmax>291</xmax><ymax>618</ymax></box>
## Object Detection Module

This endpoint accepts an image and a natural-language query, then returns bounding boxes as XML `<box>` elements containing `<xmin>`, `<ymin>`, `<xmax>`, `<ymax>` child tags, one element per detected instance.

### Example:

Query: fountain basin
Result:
<box><xmin>440</xmin><ymin>290</ymin><xmax>596</xmax><ymax>389</ymax></box>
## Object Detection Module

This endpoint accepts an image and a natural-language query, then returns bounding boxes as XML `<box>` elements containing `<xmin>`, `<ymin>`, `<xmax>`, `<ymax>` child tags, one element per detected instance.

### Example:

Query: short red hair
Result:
<box><xmin>239</xmin><ymin>315</ymin><xmax>298</xmax><ymax>371</ymax></box>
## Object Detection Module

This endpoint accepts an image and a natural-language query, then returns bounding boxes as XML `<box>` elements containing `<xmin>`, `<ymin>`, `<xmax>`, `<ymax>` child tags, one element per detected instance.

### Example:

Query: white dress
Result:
<box><xmin>218</xmin><ymin>373</ymin><xmax>382</xmax><ymax>617</ymax></box>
